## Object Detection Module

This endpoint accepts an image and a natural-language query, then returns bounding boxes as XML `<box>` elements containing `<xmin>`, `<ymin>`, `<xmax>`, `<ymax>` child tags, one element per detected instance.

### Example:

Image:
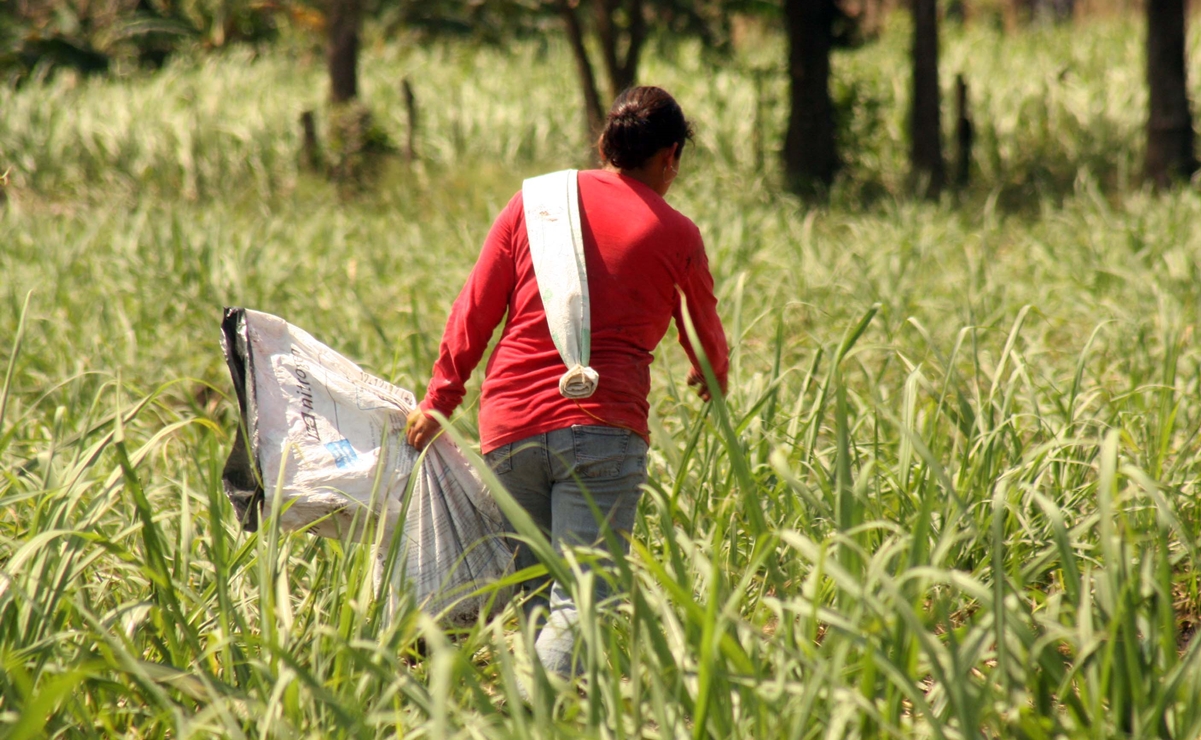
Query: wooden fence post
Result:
<box><xmin>402</xmin><ymin>77</ymin><xmax>418</xmax><ymax>163</ymax></box>
<box><xmin>300</xmin><ymin>111</ymin><xmax>322</xmax><ymax>172</ymax></box>
<box><xmin>955</xmin><ymin>75</ymin><xmax>973</xmax><ymax>188</ymax></box>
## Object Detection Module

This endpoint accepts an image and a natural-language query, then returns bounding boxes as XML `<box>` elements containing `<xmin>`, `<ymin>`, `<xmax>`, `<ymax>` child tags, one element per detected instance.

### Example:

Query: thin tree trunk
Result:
<box><xmin>595</xmin><ymin>0</ymin><xmax>645</xmax><ymax>100</ymax></box>
<box><xmin>783</xmin><ymin>0</ymin><xmax>839</xmax><ymax>193</ymax></box>
<box><xmin>1004</xmin><ymin>0</ymin><xmax>1035</xmax><ymax>31</ymax></box>
<box><xmin>327</xmin><ymin>0</ymin><xmax>361</xmax><ymax>103</ymax></box>
<box><xmin>946</xmin><ymin>0</ymin><xmax>966</xmax><ymax>24</ymax></box>
<box><xmin>862</xmin><ymin>0</ymin><xmax>882</xmax><ymax>37</ymax></box>
<box><xmin>1145</xmin><ymin>0</ymin><xmax>1196</xmax><ymax>186</ymax></box>
<box><xmin>911</xmin><ymin>0</ymin><xmax>944</xmax><ymax>197</ymax></box>
<box><xmin>559</xmin><ymin>0</ymin><xmax>605</xmax><ymax>136</ymax></box>
<box><xmin>753</xmin><ymin>69</ymin><xmax>767</xmax><ymax>171</ymax></box>
<box><xmin>1050</xmin><ymin>0</ymin><xmax>1074</xmax><ymax>23</ymax></box>
<box><xmin>622</xmin><ymin>0</ymin><xmax>645</xmax><ymax>93</ymax></box>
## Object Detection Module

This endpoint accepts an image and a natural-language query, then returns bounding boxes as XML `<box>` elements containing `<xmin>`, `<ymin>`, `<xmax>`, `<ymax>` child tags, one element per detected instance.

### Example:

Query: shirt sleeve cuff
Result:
<box><xmin>419</xmin><ymin>396</ymin><xmax>455</xmax><ymax>418</ymax></box>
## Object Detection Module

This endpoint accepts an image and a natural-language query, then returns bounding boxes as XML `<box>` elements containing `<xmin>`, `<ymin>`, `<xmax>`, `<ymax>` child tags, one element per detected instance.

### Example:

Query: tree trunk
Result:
<box><xmin>327</xmin><ymin>0</ymin><xmax>361</xmax><ymax>103</ymax></box>
<box><xmin>783</xmin><ymin>0</ymin><xmax>839</xmax><ymax>193</ymax></box>
<box><xmin>559</xmin><ymin>0</ymin><xmax>605</xmax><ymax>136</ymax></box>
<box><xmin>1049</xmin><ymin>0</ymin><xmax>1075</xmax><ymax>23</ymax></box>
<box><xmin>753</xmin><ymin>69</ymin><xmax>767</xmax><ymax>171</ymax></box>
<box><xmin>1004</xmin><ymin>0</ymin><xmax>1035</xmax><ymax>31</ymax></box>
<box><xmin>945</xmin><ymin>0</ymin><xmax>966</xmax><ymax>24</ymax></box>
<box><xmin>595</xmin><ymin>0</ymin><xmax>645</xmax><ymax>100</ymax></box>
<box><xmin>862</xmin><ymin>0</ymin><xmax>883</xmax><ymax>38</ymax></box>
<box><xmin>911</xmin><ymin>0</ymin><xmax>944</xmax><ymax>197</ymax></box>
<box><xmin>1145</xmin><ymin>0</ymin><xmax>1197</xmax><ymax>187</ymax></box>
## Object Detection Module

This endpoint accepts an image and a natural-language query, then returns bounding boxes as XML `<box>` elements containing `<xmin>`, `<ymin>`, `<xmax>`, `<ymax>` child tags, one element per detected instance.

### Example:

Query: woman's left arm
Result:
<box><xmin>674</xmin><ymin>234</ymin><xmax>730</xmax><ymax>399</ymax></box>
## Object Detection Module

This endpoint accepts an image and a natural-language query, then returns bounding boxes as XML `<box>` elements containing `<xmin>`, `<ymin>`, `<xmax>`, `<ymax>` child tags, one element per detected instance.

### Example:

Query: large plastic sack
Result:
<box><xmin>219</xmin><ymin>307</ymin><xmax>513</xmax><ymax>625</ymax></box>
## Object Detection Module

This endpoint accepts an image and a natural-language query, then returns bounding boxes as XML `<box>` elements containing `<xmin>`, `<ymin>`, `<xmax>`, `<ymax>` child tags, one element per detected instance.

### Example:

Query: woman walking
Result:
<box><xmin>406</xmin><ymin>86</ymin><xmax>728</xmax><ymax>677</ymax></box>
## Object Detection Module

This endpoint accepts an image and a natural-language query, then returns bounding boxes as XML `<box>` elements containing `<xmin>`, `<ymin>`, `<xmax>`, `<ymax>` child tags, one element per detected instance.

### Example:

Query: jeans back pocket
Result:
<box><xmin>484</xmin><ymin>443</ymin><xmax>514</xmax><ymax>475</ymax></box>
<box><xmin>571</xmin><ymin>425</ymin><xmax>631</xmax><ymax>479</ymax></box>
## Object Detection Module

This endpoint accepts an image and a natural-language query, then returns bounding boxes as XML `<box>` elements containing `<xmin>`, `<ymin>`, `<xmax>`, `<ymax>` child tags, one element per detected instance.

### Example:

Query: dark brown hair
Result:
<box><xmin>599</xmin><ymin>86</ymin><xmax>694</xmax><ymax>170</ymax></box>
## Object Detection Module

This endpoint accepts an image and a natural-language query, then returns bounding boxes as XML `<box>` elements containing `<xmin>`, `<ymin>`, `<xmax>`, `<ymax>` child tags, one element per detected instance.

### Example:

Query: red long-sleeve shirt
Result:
<box><xmin>420</xmin><ymin>169</ymin><xmax>729</xmax><ymax>453</ymax></box>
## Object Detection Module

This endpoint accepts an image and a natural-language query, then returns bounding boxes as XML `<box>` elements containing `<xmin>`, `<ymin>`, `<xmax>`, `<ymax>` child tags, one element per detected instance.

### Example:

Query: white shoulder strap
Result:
<box><xmin>522</xmin><ymin>169</ymin><xmax>598</xmax><ymax>398</ymax></box>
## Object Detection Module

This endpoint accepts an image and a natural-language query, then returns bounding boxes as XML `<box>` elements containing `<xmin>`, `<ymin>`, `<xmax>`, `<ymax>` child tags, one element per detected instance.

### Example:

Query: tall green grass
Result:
<box><xmin>3</xmin><ymin>16</ymin><xmax>1201</xmax><ymax>739</ymax></box>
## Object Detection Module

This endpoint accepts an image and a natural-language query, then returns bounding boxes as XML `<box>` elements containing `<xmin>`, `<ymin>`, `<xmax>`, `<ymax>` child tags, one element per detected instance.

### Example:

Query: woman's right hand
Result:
<box><xmin>405</xmin><ymin>408</ymin><xmax>441</xmax><ymax>450</ymax></box>
<box><xmin>687</xmin><ymin>368</ymin><xmax>712</xmax><ymax>402</ymax></box>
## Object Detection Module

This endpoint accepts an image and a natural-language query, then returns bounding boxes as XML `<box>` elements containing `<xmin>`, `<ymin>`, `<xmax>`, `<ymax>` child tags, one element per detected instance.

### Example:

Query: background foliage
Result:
<box><xmin>2</xmin><ymin>13</ymin><xmax>1201</xmax><ymax>739</ymax></box>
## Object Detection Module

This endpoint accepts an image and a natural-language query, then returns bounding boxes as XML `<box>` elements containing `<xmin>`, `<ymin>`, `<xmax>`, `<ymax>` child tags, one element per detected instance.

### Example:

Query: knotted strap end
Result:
<box><xmin>559</xmin><ymin>365</ymin><xmax>599</xmax><ymax>399</ymax></box>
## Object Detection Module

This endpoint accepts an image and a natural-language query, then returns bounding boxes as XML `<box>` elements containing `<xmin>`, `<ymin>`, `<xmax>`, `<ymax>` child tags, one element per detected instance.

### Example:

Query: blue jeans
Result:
<box><xmin>485</xmin><ymin>425</ymin><xmax>648</xmax><ymax>677</ymax></box>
